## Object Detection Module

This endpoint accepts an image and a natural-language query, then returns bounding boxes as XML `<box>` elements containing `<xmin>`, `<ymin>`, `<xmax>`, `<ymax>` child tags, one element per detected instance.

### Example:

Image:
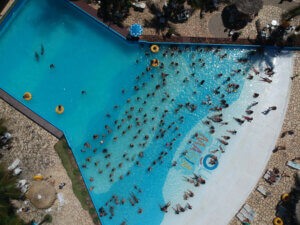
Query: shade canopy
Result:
<box><xmin>129</xmin><ymin>23</ymin><xmax>143</xmax><ymax>37</ymax></box>
<box><xmin>26</xmin><ymin>181</ymin><xmax>56</xmax><ymax>209</ymax></box>
<box><xmin>233</xmin><ymin>0</ymin><xmax>263</xmax><ymax>16</ymax></box>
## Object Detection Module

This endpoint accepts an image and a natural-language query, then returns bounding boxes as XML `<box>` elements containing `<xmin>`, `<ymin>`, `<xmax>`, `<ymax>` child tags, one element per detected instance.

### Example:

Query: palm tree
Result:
<box><xmin>188</xmin><ymin>0</ymin><xmax>230</xmax><ymax>18</ymax></box>
<box><xmin>144</xmin><ymin>3</ymin><xmax>173</xmax><ymax>35</ymax></box>
<box><xmin>282</xmin><ymin>5</ymin><xmax>300</xmax><ymax>21</ymax></box>
<box><xmin>164</xmin><ymin>0</ymin><xmax>187</xmax><ymax>22</ymax></box>
<box><xmin>0</xmin><ymin>164</ymin><xmax>27</xmax><ymax>225</ymax></box>
<box><xmin>188</xmin><ymin>0</ymin><xmax>207</xmax><ymax>18</ymax></box>
<box><xmin>97</xmin><ymin>0</ymin><xmax>131</xmax><ymax>27</ymax></box>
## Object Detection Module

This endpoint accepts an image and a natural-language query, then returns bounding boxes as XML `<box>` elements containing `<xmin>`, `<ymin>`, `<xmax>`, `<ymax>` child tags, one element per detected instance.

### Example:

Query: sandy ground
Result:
<box><xmin>0</xmin><ymin>101</ymin><xmax>94</xmax><ymax>225</ymax></box>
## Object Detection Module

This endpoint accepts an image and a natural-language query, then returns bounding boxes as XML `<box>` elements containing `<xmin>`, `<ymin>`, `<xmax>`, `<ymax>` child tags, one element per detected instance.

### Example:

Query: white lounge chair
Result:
<box><xmin>256</xmin><ymin>185</ymin><xmax>271</xmax><ymax>197</ymax></box>
<box><xmin>8</xmin><ymin>159</ymin><xmax>20</xmax><ymax>171</ymax></box>
<box><xmin>236</xmin><ymin>204</ymin><xmax>255</xmax><ymax>223</ymax></box>
<box><xmin>20</xmin><ymin>184</ymin><xmax>29</xmax><ymax>193</ymax></box>
<box><xmin>17</xmin><ymin>179</ymin><xmax>27</xmax><ymax>188</ymax></box>
<box><xmin>132</xmin><ymin>2</ymin><xmax>146</xmax><ymax>11</ymax></box>
<box><xmin>263</xmin><ymin>169</ymin><xmax>281</xmax><ymax>185</ymax></box>
<box><xmin>13</xmin><ymin>167</ymin><xmax>22</xmax><ymax>176</ymax></box>
<box><xmin>286</xmin><ymin>161</ymin><xmax>300</xmax><ymax>170</ymax></box>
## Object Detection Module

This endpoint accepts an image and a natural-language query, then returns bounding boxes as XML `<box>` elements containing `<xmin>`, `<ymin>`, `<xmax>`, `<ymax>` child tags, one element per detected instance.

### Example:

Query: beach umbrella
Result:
<box><xmin>129</xmin><ymin>23</ymin><xmax>143</xmax><ymax>37</ymax></box>
<box><xmin>233</xmin><ymin>0</ymin><xmax>263</xmax><ymax>16</ymax></box>
<box><xmin>26</xmin><ymin>181</ymin><xmax>56</xmax><ymax>209</ymax></box>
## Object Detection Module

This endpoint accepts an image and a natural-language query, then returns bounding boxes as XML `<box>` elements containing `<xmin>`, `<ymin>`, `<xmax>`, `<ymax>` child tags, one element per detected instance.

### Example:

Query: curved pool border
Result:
<box><xmin>0</xmin><ymin>1</ymin><xmax>297</xmax><ymax>225</ymax></box>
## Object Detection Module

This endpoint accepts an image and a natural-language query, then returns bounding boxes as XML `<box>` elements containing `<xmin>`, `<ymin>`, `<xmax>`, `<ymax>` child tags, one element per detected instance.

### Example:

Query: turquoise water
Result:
<box><xmin>0</xmin><ymin>1</ymin><xmax>255</xmax><ymax>224</ymax></box>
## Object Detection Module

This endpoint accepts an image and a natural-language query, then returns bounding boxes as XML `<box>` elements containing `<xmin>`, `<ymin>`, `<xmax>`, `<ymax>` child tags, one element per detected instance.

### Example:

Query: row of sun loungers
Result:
<box><xmin>236</xmin><ymin>158</ymin><xmax>299</xmax><ymax>223</ymax></box>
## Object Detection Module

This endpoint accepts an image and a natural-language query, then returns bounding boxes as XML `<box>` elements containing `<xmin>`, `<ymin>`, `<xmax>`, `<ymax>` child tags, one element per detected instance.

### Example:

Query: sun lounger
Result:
<box><xmin>263</xmin><ymin>169</ymin><xmax>281</xmax><ymax>185</ymax></box>
<box><xmin>236</xmin><ymin>212</ymin><xmax>247</xmax><ymax>222</ymax></box>
<box><xmin>286</xmin><ymin>161</ymin><xmax>300</xmax><ymax>170</ymax></box>
<box><xmin>17</xmin><ymin>179</ymin><xmax>27</xmax><ymax>188</ymax></box>
<box><xmin>13</xmin><ymin>167</ymin><xmax>22</xmax><ymax>176</ymax></box>
<box><xmin>20</xmin><ymin>184</ymin><xmax>29</xmax><ymax>193</ymax></box>
<box><xmin>256</xmin><ymin>185</ymin><xmax>271</xmax><ymax>197</ymax></box>
<box><xmin>236</xmin><ymin>204</ymin><xmax>255</xmax><ymax>222</ymax></box>
<box><xmin>8</xmin><ymin>158</ymin><xmax>20</xmax><ymax>171</ymax></box>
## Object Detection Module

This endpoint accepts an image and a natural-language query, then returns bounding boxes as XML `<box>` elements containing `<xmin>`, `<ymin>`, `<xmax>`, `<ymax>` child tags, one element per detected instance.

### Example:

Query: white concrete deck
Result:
<box><xmin>161</xmin><ymin>51</ymin><xmax>294</xmax><ymax>225</ymax></box>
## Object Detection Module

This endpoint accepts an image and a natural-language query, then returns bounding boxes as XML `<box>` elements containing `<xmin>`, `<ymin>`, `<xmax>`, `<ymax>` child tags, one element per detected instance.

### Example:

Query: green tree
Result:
<box><xmin>188</xmin><ymin>0</ymin><xmax>229</xmax><ymax>18</ymax></box>
<box><xmin>0</xmin><ymin>164</ymin><xmax>27</xmax><ymax>225</ymax></box>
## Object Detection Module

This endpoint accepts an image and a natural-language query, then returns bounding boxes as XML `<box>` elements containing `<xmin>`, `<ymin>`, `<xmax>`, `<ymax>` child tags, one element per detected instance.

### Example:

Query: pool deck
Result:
<box><xmin>0</xmin><ymin>88</ymin><xmax>64</xmax><ymax>139</ymax></box>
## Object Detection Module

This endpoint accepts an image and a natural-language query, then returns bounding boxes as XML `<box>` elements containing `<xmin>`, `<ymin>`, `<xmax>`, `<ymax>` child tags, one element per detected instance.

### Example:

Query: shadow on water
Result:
<box><xmin>243</xmin><ymin>46</ymin><xmax>291</xmax><ymax>69</ymax></box>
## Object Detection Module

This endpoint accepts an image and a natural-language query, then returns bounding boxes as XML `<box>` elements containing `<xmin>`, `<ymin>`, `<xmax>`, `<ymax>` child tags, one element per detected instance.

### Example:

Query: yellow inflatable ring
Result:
<box><xmin>23</xmin><ymin>92</ymin><xmax>32</xmax><ymax>101</ymax></box>
<box><xmin>281</xmin><ymin>193</ymin><xmax>289</xmax><ymax>201</ymax></box>
<box><xmin>55</xmin><ymin>105</ymin><xmax>64</xmax><ymax>114</ymax></box>
<box><xmin>150</xmin><ymin>45</ymin><xmax>159</xmax><ymax>53</ymax></box>
<box><xmin>33</xmin><ymin>174</ymin><xmax>43</xmax><ymax>181</ymax></box>
<box><xmin>273</xmin><ymin>217</ymin><xmax>283</xmax><ymax>225</ymax></box>
<box><xmin>151</xmin><ymin>59</ymin><xmax>159</xmax><ymax>67</ymax></box>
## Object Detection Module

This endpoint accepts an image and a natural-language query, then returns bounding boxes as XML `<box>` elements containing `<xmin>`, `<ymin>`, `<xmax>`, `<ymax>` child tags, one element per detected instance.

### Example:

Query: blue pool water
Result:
<box><xmin>0</xmin><ymin>0</ymin><xmax>256</xmax><ymax>224</ymax></box>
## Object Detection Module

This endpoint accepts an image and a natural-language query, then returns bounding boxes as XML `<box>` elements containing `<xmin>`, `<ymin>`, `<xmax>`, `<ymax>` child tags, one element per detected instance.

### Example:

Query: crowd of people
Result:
<box><xmin>77</xmin><ymin>44</ymin><xmax>276</xmax><ymax>224</ymax></box>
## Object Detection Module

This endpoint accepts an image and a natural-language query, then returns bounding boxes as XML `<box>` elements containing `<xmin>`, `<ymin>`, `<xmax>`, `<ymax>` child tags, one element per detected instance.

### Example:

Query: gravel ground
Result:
<box><xmin>0</xmin><ymin>101</ymin><xmax>94</xmax><ymax>225</ymax></box>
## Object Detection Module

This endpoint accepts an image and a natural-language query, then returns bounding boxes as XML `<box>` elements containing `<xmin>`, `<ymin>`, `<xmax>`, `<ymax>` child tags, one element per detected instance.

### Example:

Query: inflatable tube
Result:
<box><xmin>281</xmin><ymin>193</ymin><xmax>289</xmax><ymax>201</ymax></box>
<box><xmin>56</xmin><ymin>105</ymin><xmax>64</xmax><ymax>114</ymax></box>
<box><xmin>150</xmin><ymin>45</ymin><xmax>159</xmax><ymax>53</ymax></box>
<box><xmin>151</xmin><ymin>59</ymin><xmax>159</xmax><ymax>67</ymax></box>
<box><xmin>23</xmin><ymin>92</ymin><xmax>32</xmax><ymax>101</ymax></box>
<box><xmin>203</xmin><ymin>154</ymin><xmax>218</xmax><ymax>170</ymax></box>
<box><xmin>273</xmin><ymin>217</ymin><xmax>283</xmax><ymax>225</ymax></box>
<box><xmin>33</xmin><ymin>174</ymin><xmax>43</xmax><ymax>181</ymax></box>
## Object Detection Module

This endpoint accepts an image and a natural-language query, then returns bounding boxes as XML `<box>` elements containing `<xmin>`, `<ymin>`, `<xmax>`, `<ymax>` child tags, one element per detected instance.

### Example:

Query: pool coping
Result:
<box><xmin>68</xmin><ymin>0</ymin><xmax>300</xmax><ymax>49</ymax></box>
<box><xmin>0</xmin><ymin>0</ymin><xmax>15</xmax><ymax>23</ymax></box>
<box><xmin>0</xmin><ymin>88</ymin><xmax>64</xmax><ymax>139</ymax></box>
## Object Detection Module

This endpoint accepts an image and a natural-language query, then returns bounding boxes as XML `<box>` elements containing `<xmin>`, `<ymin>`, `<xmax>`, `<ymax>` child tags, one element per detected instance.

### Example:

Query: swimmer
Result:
<box><xmin>226</xmin><ymin>130</ymin><xmax>237</xmax><ymax>134</ymax></box>
<box><xmin>40</xmin><ymin>44</ymin><xmax>44</xmax><ymax>55</ymax></box>
<box><xmin>34</xmin><ymin>52</ymin><xmax>39</xmax><ymax>61</ymax></box>
<box><xmin>84</xmin><ymin>142</ymin><xmax>91</xmax><ymax>148</ymax></box>
<box><xmin>50</xmin><ymin>64</ymin><xmax>55</xmax><ymax>69</ymax></box>
<box><xmin>93</xmin><ymin>134</ymin><xmax>99</xmax><ymax>139</ymax></box>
